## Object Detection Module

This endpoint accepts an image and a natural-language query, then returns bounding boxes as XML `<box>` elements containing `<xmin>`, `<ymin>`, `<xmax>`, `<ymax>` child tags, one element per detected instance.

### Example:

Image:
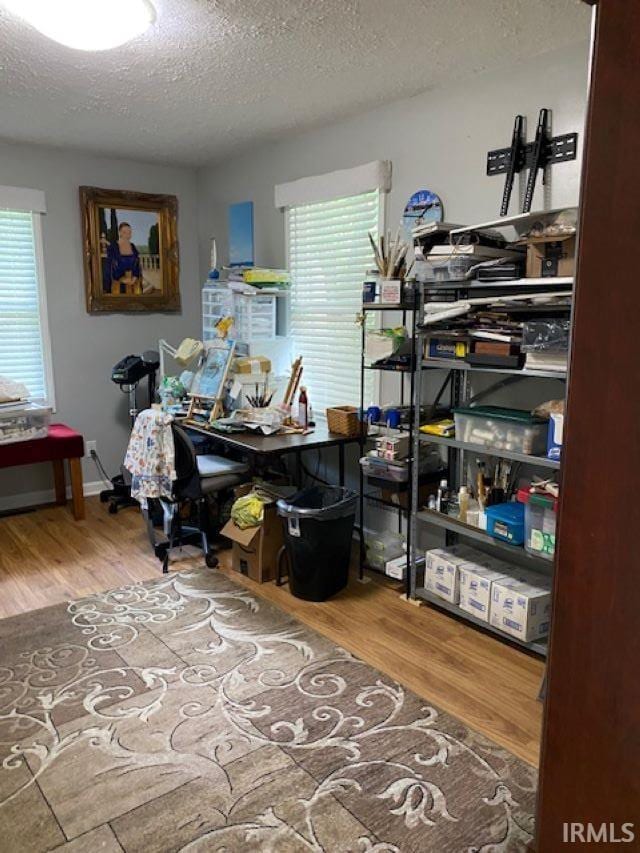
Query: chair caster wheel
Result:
<box><xmin>205</xmin><ymin>551</ymin><xmax>219</xmax><ymax>568</ymax></box>
<box><xmin>99</xmin><ymin>492</ymin><xmax>109</xmax><ymax>503</ymax></box>
<box><xmin>108</xmin><ymin>502</ymin><xmax>118</xmax><ymax>514</ymax></box>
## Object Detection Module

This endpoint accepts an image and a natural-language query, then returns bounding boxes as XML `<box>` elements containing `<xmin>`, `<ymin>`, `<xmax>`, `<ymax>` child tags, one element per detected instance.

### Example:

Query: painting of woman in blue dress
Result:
<box><xmin>106</xmin><ymin>222</ymin><xmax>142</xmax><ymax>295</ymax></box>
<box><xmin>82</xmin><ymin>185</ymin><xmax>179</xmax><ymax>314</ymax></box>
<box><xmin>99</xmin><ymin>208</ymin><xmax>162</xmax><ymax>296</ymax></box>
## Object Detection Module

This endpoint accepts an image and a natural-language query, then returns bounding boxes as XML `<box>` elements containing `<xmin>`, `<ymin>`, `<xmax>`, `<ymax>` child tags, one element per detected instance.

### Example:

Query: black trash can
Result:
<box><xmin>277</xmin><ymin>486</ymin><xmax>357</xmax><ymax>601</ymax></box>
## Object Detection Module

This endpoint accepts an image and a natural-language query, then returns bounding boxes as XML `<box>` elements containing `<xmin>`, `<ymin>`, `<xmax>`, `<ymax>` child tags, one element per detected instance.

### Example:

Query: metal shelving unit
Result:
<box><xmin>408</xmin><ymin>272</ymin><xmax>573</xmax><ymax>657</ymax></box>
<box><xmin>358</xmin><ymin>296</ymin><xmax>418</xmax><ymax>590</ymax></box>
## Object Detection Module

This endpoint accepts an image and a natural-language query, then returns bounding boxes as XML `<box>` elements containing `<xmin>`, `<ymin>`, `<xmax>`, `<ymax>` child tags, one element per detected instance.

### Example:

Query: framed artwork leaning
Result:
<box><xmin>80</xmin><ymin>186</ymin><xmax>180</xmax><ymax>313</ymax></box>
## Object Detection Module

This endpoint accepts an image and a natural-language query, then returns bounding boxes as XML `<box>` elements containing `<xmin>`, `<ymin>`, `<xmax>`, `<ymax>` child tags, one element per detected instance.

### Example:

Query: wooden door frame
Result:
<box><xmin>537</xmin><ymin>0</ymin><xmax>640</xmax><ymax>847</ymax></box>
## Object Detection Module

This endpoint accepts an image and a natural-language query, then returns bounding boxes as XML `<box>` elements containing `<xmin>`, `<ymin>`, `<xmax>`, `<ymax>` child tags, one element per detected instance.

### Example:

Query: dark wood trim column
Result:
<box><xmin>537</xmin><ymin>0</ymin><xmax>640</xmax><ymax>846</ymax></box>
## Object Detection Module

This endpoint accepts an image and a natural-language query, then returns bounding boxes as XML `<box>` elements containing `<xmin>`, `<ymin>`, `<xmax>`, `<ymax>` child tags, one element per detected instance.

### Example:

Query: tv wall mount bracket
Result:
<box><xmin>487</xmin><ymin>109</ymin><xmax>579</xmax><ymax>216</ymax></box>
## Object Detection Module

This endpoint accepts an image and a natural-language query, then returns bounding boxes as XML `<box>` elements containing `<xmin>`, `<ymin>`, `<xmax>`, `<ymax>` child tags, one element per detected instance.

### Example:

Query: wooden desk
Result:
<box><xmin>182</xmin><ymin>422</ymin><xmax>359</xmax><ymax>486</ymax></box>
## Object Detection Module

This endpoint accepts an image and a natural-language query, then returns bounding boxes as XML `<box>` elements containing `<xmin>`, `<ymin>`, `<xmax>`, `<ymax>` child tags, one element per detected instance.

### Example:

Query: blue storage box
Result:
<box><xmin>485</xmin><ymin>502</ymin><xmax>525</xmax><ymax>546</ymax></box>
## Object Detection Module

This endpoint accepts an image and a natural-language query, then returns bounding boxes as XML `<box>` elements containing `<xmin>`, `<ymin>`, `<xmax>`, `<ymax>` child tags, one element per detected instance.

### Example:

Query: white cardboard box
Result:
<box><xmin>489</xmin><ymin>575</ymin><xmax>552</xmax><ymax>642</ymax></box>
<box><xmin>459</xmin><ymin>561</ymin><xmax>510</xmax><ymax>622</ymax></box>
<box><xmin>385</xmin><ymin>554</ymin><xmax>407</xmax><ymax>580</ymax></box>
<box><xmin>424</xmin><ymin>546</ymin><xmax>478</xmax><ymax>604</ymax></box>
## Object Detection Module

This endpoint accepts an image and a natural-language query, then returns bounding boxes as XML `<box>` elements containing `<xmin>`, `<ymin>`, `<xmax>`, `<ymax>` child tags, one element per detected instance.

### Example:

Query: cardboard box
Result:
<box><xmin>458</xmin><ymin>560</ymin><xmax>511</xmax><ymax>622</ymax></box>
<box><xmin>424</xmin><ymin>545</ymin><xmax>478</xmax><ymax>604</ymax></box>
<box><xmin>489</xmin><ymin>575</ymin><xmax>551</xmax><ymax>642</ymax></box>
<box><xmin>375</xmin><ymin>433</ymin><xmax>410</xmax><ymax>461</ymax></box>
<box><xmin>547</xmin><ymin>412</ymin><xmax>564</xmax><ymax>460</ymax></box>
<box><xmin>385</xmin><ymin>553</ymin><xmax>407</xmax><ymax>580</ymax></box>
<box><xmin>221</xmin><ymin>489</ymin><xmax>284</xmax><ymax>583</ymax></box>
<box><xmin>234</xmin><ymin>355</ymin><xmax>272</xmax><ymax>375</ymax></box>
<box><xmin>524</xmin><ymin>234</ymin><xmax>575</xmax><ymax>279</ymax></box>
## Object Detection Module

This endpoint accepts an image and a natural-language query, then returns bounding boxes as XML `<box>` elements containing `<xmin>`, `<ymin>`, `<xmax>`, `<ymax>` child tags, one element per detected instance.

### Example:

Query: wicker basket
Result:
<box><xmin>326</xmin><ymin>406</ymin><xmax>362</xmax><ymax>437</ymax></box>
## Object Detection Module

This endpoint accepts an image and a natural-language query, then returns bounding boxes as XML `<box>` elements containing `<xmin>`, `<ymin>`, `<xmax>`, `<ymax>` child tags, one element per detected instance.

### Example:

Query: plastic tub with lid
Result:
<box><xmin>517</xmin><ymin>488</ymin><xmax>558</xmax><ymax>560</ymax></box>
<box><xmin>453</xmin><ymin>406</ymin><xmax>549</xmax><ymax>456</ymax></box>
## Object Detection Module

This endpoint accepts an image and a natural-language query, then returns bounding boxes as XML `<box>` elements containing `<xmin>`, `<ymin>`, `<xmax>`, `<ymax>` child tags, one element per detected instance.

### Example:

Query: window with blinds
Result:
<box><xmin>288</xmin><ymin>190</ymin><xmax>379</xmax><ymax>416</ymax></box>
<box><xmin>0</xmin><ymin>210</ymin><xmax>51</xmax><ymax>403</ymax></box>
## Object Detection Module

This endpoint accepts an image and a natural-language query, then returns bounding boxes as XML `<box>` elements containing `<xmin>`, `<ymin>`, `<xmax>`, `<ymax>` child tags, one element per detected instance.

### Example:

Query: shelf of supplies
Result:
<box><xmin>363</xmin><ymin>364</ymin><xmax>412</xmax><ymax>372</ymax></box>
<box><xmin>422</xmin><ymin>276</ymin><xmax>573</xmax><ymax>290</ymax></box>
<box><xmin>420</xmin><ymin>357</ymin><xmax>567</xmax><ymax>379</ymax></box>
<box><xmin>449</xmin><ymin>207</ymin><xmax>576</xmax><ymax>237</ymax></box>
<box><xmin>418</xmin><ymin>433</ymin><xmax>561</xmax><ymax>470</ymax></box>
<box><xmin>362</xmin><ymin>302</ymin><xmax>416</xmax><ymax>311</ymax></box>
<box><xmin>416</xmin><ymin>507</ymin><xmax>553</xmax><ymax>575</ymax></box>
<box><xmin>414</xmin><ymin>588</ymin><xmax>548</xmax><ymax>657</ymax></box>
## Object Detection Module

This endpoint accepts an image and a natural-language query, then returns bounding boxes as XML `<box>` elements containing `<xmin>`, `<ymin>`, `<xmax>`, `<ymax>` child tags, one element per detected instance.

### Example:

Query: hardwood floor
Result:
<box><xmin>0</xmin><ymin>496</ymin><xmax>544</xmax><ymax>766</ymax></box>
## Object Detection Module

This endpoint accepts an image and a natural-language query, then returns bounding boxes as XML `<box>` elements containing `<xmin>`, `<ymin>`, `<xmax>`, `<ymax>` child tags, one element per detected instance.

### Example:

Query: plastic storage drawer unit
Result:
<box><xmin>453</xmin><ymin>406</ymin><xmax>549</xmax><ymax>456</ymax></box>
<box><xmin>233</xmin><ymin>293</ymin><xmax>277</xmax><ymax>342</ymax></box>
<box><xmin>485</xmin><ymin>501</ymin><xmax>526</xmax><ymax>546</ymax></box>
<box><xmin>518</xmin><ymin>489</ymin><xmax>558</xmax><ymax>560</ymax></box>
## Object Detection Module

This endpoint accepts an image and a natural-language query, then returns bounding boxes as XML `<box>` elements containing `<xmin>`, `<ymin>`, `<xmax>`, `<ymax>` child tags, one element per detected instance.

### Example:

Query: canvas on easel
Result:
<box><xmin>187</xmin><ymin>338</ymin><xmax>236</xmax><ymax>423</ymax></box>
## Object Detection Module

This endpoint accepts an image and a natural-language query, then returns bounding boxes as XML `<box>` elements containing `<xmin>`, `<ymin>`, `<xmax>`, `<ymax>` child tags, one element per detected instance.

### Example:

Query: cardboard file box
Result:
<box><xmin>458</xmin><ymin>561</ymin><xmax>510</xmax><ymax>623</ymax></box>
<box><xmin>221</xmin><ymin>493</ymin><xmax>284</xmax><ymax>583</ymax></box>
<box><xmin>424</xmin><ymin>546</ymin><xmax>477</xmax><ymax>604</ymax></box>
<box><xmin>489</xmin><ymin>575</ymin><xmax>551</xmax><ymax>642</ymax></box>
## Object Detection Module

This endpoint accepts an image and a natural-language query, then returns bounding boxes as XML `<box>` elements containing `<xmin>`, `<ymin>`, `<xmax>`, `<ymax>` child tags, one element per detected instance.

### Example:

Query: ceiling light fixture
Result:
<box><xmin>2</xmin><ymin>0</ymin><xmax>155</xmax><ymax>51</ymax></box>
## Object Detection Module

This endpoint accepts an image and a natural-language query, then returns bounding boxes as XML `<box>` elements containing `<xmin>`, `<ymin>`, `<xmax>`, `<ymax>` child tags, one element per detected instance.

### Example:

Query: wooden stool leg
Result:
<box><xmin>52</xmin><ymin>459</ymin><xmax>66</xmax><ymax>505</ymax></box>
<box><xmin>69</xmin><ymin>457</ymin><xmax>85</xmax><ymax>521</ymax></box>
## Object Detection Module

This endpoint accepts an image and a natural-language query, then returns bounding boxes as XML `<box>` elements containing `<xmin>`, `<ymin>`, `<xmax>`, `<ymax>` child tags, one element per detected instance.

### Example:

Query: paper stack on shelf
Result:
<box><xmin>223</xmin><ymin>267</ymin><xmax>290</xmax><ymax>292</ymax></box>
<box><xmin>523</xmin><ymin>351</ymin><xmax>568</xmax><ymax>372</ymax></box>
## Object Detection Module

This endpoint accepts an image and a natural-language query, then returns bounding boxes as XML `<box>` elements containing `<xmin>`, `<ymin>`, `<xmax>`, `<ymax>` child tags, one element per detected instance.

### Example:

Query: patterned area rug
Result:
<box><xmin>0</xmin><ymin>568</ymin><xmax>537</xmax><ymax>852</ymax></box>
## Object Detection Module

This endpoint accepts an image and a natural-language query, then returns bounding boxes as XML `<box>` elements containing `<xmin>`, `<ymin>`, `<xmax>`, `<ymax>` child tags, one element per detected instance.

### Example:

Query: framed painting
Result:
<box><xmin>80</xmin><ymin>186</ymin><xmax>180</xmax><ymax>313</ymax></box>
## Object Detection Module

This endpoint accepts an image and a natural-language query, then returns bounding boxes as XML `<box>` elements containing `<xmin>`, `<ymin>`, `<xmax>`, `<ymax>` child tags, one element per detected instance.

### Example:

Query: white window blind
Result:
<box><xmin>0</xmin><ymin>210</ymin><xmax>50</xmax><ymax>403</ymax></box>
<box><xmin>288</xmin><ymin>190</ymin><xmax>379</xmax><ymax>416</ymax></box>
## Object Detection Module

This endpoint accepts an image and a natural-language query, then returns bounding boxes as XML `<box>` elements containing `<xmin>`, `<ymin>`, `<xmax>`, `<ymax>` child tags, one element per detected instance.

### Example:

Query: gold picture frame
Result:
<box><xmin>80</xmin><ymin>185</ymin><xmax>180</xmax><ymax>313</ymax></box>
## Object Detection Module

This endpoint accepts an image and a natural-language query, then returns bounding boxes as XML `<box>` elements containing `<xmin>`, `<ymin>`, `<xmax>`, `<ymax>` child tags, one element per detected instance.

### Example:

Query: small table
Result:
<box><xmin>0</xmin><ymin>424</ymin><xmax>85</xmax><ymax>519</ymax></box>
<box><xmin>182</xmin><ymin>422</ymin><xmax>359</xmax><ymax>486</ymax></box>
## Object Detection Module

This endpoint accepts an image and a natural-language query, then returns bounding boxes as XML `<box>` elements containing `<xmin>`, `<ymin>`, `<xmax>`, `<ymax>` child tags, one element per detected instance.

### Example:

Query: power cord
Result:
<box><xmin>89</xmin><ymin>448</ymin><xmax>114</xmax><ymax>488</ymax></box>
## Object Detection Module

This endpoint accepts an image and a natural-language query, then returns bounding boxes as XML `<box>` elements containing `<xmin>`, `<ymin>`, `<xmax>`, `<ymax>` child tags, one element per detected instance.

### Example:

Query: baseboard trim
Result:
<box><xmin>0</xmin><ymin>480</ymin><xmax>105</xmax><ymax>513</ymax></box>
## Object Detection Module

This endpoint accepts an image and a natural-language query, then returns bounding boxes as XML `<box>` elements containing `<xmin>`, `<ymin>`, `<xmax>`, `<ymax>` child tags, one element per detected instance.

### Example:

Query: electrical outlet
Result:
<box><xmin>85</xmin><ymin>440</ymin><xmax>97</xmax><ymax>458</ymax></box>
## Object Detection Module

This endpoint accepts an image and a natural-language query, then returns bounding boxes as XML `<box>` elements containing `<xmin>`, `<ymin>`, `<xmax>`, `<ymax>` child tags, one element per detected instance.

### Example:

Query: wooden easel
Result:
<box><xmin>185</xmin><ymin>340</ymin><xmax>236</xmax><ymax>425</ymax></box>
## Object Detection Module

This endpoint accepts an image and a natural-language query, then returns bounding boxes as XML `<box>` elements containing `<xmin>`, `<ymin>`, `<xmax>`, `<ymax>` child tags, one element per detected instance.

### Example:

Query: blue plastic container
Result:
<box><xmin>485</xmin><ymin>501</ymin><xmax>525</xmax><ymax>546</ymax></box>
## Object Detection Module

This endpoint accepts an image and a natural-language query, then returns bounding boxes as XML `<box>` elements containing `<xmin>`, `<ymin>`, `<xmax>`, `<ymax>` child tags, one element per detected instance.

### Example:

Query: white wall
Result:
<box><xmin>0</xmin><ymin>141</ymin><xmax>201</xmax><ymax>507</ymax></box>
<box><xmin>197</xmin><ymin>41</ymin><xmax>591</xmax><ymax>278</ymax></box>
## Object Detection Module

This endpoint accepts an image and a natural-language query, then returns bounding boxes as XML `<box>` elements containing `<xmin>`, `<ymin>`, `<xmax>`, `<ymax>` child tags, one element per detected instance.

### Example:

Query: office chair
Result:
<box><xmin>144</xmin><ymin>423</ymin><xmax>248</xmax><ymax>573</ymax></box>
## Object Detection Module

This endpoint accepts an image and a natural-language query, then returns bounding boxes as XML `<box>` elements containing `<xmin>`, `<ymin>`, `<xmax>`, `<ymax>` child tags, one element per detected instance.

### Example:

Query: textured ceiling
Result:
<box><xmin>0</xmin><ymin>0</ymin><xmax>591</xmax><ymax>166</ymax></box>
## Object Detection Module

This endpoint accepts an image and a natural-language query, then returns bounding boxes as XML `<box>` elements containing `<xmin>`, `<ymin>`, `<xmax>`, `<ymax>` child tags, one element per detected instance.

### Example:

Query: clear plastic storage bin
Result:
<box><xmin>233</xmin><ymin>293</ymin><xmax>277</xmax><ymax>342</ymax></box>
<box><xmin>0</xmin><ymin>404</ymin><xmax>51</xmax><ymax>445</ymax></box>
<box><xmin>453</xmin><ymin>406</ymin><xmax>549</xmax><ymax>456</ymax></box>
<box><xmin>518</xmin><ymin>490</ymin><xmax>557</xmax><ymax>560</ymax></box>
<box><xmin>364</xmin><ymin>529</ymin><xmax>405</xmax><ymax>570</ymax></box>
<box><xmin>359</xmin><ymin>456</ymin><xmax>409</xmax><ymax>482</ymax></box>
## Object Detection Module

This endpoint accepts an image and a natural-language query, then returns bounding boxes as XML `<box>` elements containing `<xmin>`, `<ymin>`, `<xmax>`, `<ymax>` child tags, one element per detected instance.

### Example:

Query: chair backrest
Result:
<box><xmin>172</xmin><ymin>423</ymin><xmax>197</xmax><ymax>488</ymax></box>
